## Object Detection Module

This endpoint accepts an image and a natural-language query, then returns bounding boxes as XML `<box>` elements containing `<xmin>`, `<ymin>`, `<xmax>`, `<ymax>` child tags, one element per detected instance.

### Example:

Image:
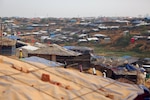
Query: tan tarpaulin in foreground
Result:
<box><xmin>0</xmin><ymin>55</ymin><xmax>143</xmax><ymax>100</ymax></box>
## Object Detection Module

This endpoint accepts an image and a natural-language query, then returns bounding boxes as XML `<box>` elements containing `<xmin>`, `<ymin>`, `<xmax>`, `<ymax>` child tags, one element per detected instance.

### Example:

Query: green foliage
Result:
<box><xmin>64</xmin><ymin>42</ymin><xmax>71</xmax><ymax>46</ymax></box>
<box><xmin>114</xmin><ymin>34</ymin><xmax>131</xmax><ymax>47</ymax></box>
<box><xmin>72</xmin><ymin>34</ymin><xmax>78</xmax><ymax>40</ymax></box>
<box><xmin>131</xmin><ymin>44</ymin><xmax>143</xmax><ymax>53</ymax></box>
<box><xmin>93</xmin><ymin>45</ymin><xmax>149</xmax><ymax>58</ymax></box>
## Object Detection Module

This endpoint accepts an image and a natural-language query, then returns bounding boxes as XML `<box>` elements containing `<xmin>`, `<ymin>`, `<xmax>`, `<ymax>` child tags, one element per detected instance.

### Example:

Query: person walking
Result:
<box><xmin>92</xmin><ymin>67</ymin><xmax>97</xmax><ymax>75</ymax></box>
<box><xmin>103</xmin><ymin>70</ymin><xmax>107</xmax><ymax>78</ymax></box>
<box><xmin>64</xmin><ymin>60</ymin><xmax>67</xmax><ymax>68</ymax></box>
<box><xmin>19</xmin><ymin>49</ymin><xmax>23</xmax><ymax>58</ymax></box>
<box><xmin>79</xmin><ymin>64</ymin><xmax>83</xmax><ymax>72</ymax></box>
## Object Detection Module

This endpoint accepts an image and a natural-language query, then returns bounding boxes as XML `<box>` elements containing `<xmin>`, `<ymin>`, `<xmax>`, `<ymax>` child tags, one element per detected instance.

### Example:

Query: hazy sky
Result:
<box><xmin>0</xmin><ymin>0</ymin><xmax>150</xmax><ymax>18</ymax></box>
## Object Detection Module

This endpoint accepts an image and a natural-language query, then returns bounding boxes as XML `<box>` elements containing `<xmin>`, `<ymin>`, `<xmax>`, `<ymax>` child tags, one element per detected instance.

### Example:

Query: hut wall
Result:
<box><xmin>74</xmin><ymin>54</ymin><xmax>91</xmax><ymax>69</ymax></box>
<box><xmin>51</xmin><ymin>55</ymin><xmax>56</xmax><ymax>61</ymax></box>
<box><xmin>56</xmin><ymin>54</ymin><xmax>91</xmax><ymax>69</ymax></box>
<box><xmin>28</xmin><ymin>53</ymin><xmax>91</xmax><ymax>69</ymax></box>
<box><xmin>12</xmin><ymin>46</ymin><xmax>16</xmax><ymax>55</ymax></box>
<box><xmin>28</xmin><ymin>54</ymin><xmax>52</xmax><ymax>60</ymax></box>
<box><xmin>0</xmin><ymin>46</ymin><xmax>16</xmax><ymax>56</ymax></box>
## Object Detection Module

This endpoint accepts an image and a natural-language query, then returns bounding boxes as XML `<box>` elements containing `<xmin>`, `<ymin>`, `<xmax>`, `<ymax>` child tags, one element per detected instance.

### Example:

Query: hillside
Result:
<box><xmin>84</xmin><ymin>28</ymin><xmax>150</xmax><ymax>57</ymax></box>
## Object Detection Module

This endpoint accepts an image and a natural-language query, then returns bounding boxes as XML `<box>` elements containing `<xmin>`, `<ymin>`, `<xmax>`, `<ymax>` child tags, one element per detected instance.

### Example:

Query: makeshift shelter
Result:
<box><xmin>0</xmin><ymin>55</ymin><xmax>145</xmax><ymax>100</ymax></box>
<box><xmin>28</xmin><ymin>44</ymin><xmax>91</xmax><ymax>68</ymax></box>
<box><xmin>90</xmin><ymin>56</ymin><xmax>141</xmax><ymax>82</ymax></box>
<box><xmin>87</xmin><ymin>37</ymin><xmax>99</xmax><ymax>42</ymax></box>
<box><xmin>16</xmin><ymin>45</ymin><xmax>39</xmax><ymax>58</ymax></box>
<box><xmin>16</xmin><ymin>40</ymin><xmax>28</xmax><ymax>48</ymax></box>
<box><xmin>64</xmin><ymin>46</ymin><xmax>93</xmax><ymax>54</ymax></box>
<box><xmin>93</xmin><ymin>34</ymin><xmax>107</xmax><ymax>39</ymax></box>
<box><xmin>0</xmin><ymin>37</ymin><xmax>16</xmax><ymax>56</ymax></box>
<box><xmin>21</xmin><ymin>45</ymin><xmax>39</xmax><ymax>51</ymax></box>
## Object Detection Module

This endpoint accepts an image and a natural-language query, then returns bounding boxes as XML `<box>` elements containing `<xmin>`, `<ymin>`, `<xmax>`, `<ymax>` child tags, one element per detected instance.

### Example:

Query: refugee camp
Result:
<box><xmin>0</xmin><ymin>0</ymin><xmax>150</xmax><ymax>100</ymax></box>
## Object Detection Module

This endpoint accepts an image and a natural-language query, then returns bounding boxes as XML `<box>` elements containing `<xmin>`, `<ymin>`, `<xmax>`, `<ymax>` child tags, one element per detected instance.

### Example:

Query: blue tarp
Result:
<box><xmin>7</xmin><ymin>35</ymin><xmax>20</xmax><ymax>40</ymax></box>
<box><xmin>125</xmin><ymin>64</ymin><xmax>136</xmax><ymax>71</ymax></box>
<box><xmin>122</xmin><ymin>55</ymin><xmax>132</xmax><ymax>59</ymax></box>
<box><xmin>23</xmin><ymin>56</ymin><xmax>64</xmax><ymax>67</ymax></box>
<box><xmin>145</xmin><ymin>17</ymin><xmax>150</xmax><ymax>20</ymax></box>
<box><xmin>91</xmin><ymin>55</ymin><xmax>104</xmax><ymax>59</ymax></box>
<box><xmin>118</xmin><ymin>64</ymin><xmax>137</xmax><ymax>71</ymax></box>
<box><xmin>132</xmin><ymin>20</ymin><xmax>142</xmax><ymax>24</ymax></box>
<box><xmin>139</xmin><ymin>85</ymin><xmax>150</xmax><ymax>93</ymax></box>
<box><xmin>50</xmin><ymin>32</ymin><xmax>56</xmax><ymax>38</ymax></box>
<box><xmin>26</xmin><ymin>26</ymin><xmax>34</xmax><ymax>30</ymax></box>
<box><xmin>63</xmin><ymin>46</ymin><xmax>75</xmax><ymax>50</ymax></box>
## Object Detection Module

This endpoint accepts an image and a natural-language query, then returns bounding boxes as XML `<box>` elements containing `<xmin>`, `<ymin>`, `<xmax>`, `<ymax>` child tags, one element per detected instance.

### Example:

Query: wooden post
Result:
<box><xmin>51</xmin><ymin>55</ymin><xmax>56</xmax><ymax>61</ymax></box>
<box><xmin>79</xmin><ymin>64</ymin><xmax>83</xmax><ymax>72</ymax></box>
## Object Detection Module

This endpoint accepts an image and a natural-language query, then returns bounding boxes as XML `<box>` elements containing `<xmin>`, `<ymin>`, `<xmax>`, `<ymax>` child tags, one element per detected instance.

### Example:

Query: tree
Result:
<box><xmin>114</xmin><ymin>33</ymin><xmax>132</xmax><ymax>47</ymax></box>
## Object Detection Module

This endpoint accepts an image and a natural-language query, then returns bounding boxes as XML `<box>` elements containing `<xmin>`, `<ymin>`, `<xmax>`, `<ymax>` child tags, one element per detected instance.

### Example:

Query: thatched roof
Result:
<box><xmin>0</xmin><ymin>37</ymin><xmax>16</xmax><ymax>46</ymax></box>
<box><xmin>29</xmin><ymin>44</ymin><xmax>81</xmax><ymax>56</ymax></box>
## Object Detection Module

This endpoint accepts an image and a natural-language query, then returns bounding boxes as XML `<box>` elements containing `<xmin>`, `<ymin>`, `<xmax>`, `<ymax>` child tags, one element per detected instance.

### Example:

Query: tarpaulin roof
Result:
<box><xmin>21</xmin><ymin>45</ymin><xmax>39</xmax><ymax>51</ymax></box>
<box><xmin>22</xmin><ymin>56</ymin><xmax>64</xmax><ymax>67</ymax></box>
<box><xmin>7</xmin><ymin>35</ymin><xmax>20</xmax><ymax>40</ymax></box>
<box><xmin>64</xmin><ymin>46</ymin><xmax>93</xmax><ymax>52</ymax></box>
<box><xmin>0</xmin><ymin>55</ymin><xmax>144</xmax><ymax>100</ymax></box>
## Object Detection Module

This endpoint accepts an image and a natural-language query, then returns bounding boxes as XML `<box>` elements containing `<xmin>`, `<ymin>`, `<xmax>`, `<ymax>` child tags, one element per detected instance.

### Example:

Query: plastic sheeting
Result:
<box><xmin>22</xmin><ymin>56</ymin><xmax>64</xmax><ymax>67</ymax></box>
<box><xmin>7</xmin><ymin>35</ymin><xmax>20</xmax><ymax>40</ymax></box>
<box><xmin>124</xmin><ymin>64</ymin><xmax>137</xmax><ymax>71</ymax></box>
<box><xmin>0</xmin><ymin>55</ymin><xmax>144</xmax><ymax>100</ymax></box>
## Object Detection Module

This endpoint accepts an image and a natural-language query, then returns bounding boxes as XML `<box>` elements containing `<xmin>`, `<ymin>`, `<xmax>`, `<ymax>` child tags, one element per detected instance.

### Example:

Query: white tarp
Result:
<box><xmin>21</xmin><ymin>45</ymin><xmax>39</xmax><ymax>51</ymax></box>
<box><xmin>0</xmin><ymin>55</ymin><xmax>144</xmax><ymax>100</ymax></box>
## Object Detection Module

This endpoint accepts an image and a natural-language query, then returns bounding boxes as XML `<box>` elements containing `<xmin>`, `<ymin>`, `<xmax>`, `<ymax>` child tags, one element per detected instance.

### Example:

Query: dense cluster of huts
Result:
<box><xmin>0</xmin><ymin>37</ymin><xmax>150</xmax><ymax>82</ymax></box>
<box><xmin>1</xmin><ymin>55</ymin><xmax>148</xmax><ymax>100</ymax></box>
<box><xmin>0</xmin><ymin>38</ymin><xmax>150</xmax><ymax>99</ymax></box>
<box><xmin>0</xmin><ymin>16</ymin><xmax>150</xmax><ymax>99</ymax></box>
<box><xmin>1</xmin><ymin>17</ymin><xmax>150</xmax><ymax>45</ymax></box>
<box><xmin>0</xmin><ymin>16</ymin><xmax>150</xmax><ymax>83</ymax></box>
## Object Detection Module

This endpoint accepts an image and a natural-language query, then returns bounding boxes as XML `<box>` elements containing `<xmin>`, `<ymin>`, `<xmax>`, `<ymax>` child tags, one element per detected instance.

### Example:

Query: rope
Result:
<box><xmin>0</xmin><ymin>58</ymin><xmax>135</xmax><ymax>99</ymax></box>
<box><xmin>0</xmin><ymin>71</ymin><xmax>59</xmax><ymax>100</ymax></box>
